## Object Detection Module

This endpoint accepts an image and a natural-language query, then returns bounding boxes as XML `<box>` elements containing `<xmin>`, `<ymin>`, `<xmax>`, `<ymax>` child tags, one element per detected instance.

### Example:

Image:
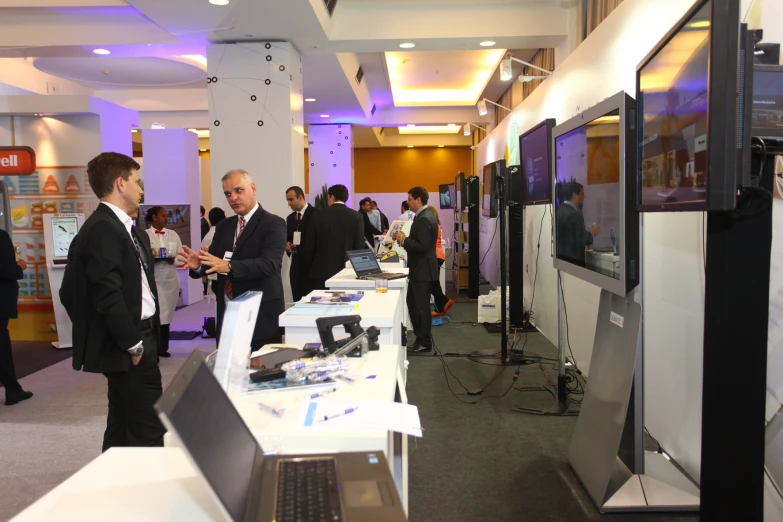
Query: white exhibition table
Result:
<box><xmin>280</xmin><ymin>288</ymin><xmax>403</xmax><ymax>349</ymax></box>
<box><xmin>13</xmin><ymin>346</ymin><xmax>410</xmax><ymax>522</ymax></box>
<box><xmin>327</xmin><ymin>267</ymin><xmax>410</xmax><ymax>329</ymax></box>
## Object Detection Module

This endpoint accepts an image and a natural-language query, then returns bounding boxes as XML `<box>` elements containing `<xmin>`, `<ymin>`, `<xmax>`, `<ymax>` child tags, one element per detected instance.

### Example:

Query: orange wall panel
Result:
<box><xmin>354</xmin><ymin>148</ymin><xmax>471</xmax><ymax>193</ymax></box>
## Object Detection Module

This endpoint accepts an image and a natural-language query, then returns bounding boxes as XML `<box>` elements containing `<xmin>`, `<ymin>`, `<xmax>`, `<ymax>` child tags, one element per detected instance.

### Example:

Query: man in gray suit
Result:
<box><xmin>557</xmin><ymin>181</ymin><xmax>599</xmax><ymax>267</ymax></box>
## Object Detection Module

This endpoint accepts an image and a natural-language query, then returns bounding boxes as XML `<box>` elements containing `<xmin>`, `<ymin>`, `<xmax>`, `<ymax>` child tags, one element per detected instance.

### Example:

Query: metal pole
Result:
<box><xmin>557</xmin><ymin>270</ymin><xmax>567</xmax><ymax>410</ymax></box>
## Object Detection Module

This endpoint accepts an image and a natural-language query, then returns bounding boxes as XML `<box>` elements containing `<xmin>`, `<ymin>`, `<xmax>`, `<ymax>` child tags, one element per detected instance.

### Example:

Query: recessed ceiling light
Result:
<box><xmin>399</xmin><ymin>43</ymin><xmax>415</xmax><ymax>49</ymax></box>
<box><xmin>480</xmin><ymin>41</ymin><xmax>496</xmax><ymax>47</ymax></box>
<box><xmin>200</xmin><ymin>148</ymin><xmax>207</xmax><ymax>152</ymax></box>
<box><xmin>188</xmin><ymin>128</ymin><xmax>197</xmax><ymax>132</ymax></box>
<box><xmin>407</xmin><ymin>124</ymin><xmax>415</xmax><ymax>127</ymax></box>
<box><xmin>438</xmin><ymin>145</ymin><xmax>444</xmax><ymax>148</ymax></box>
<box><xmin>305</xmin><ymin>98</ymin><xmax>316</xmax><ymax>102</ymax></box>
<box><xmin>447</xmin><ymin>123</ymin><xmax>456</xmax><ymax>126</ymax></box>
<box><xmin>131</xmin><ymin>129</ymin><xmax>138</xmax><ymax>133</ymax></box>
<box><xmin>320</xmin><ymin>114</ymin><xmax>329</xmax><ymax>118</ymax></box>
<box><xmin>93</xmin><ymin>49</ymin><xmax>110</xmax><ymax>55</ymax></box>
<box><xmin>407</xmin><ymin>145</ymin><xmax>414</xmax><ymax>148</ymax></box>
<box><xmin>209</xmin><ymin>0</ymin><xmax>230</xmax><ymax>5</ymax></box>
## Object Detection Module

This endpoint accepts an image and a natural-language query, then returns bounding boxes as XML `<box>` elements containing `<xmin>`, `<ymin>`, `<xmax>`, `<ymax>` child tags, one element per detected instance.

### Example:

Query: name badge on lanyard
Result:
<box><xmin>223</xmin><ymin>251</ymin><xmax>233</xmax><ymax>261</ymax></box>
<box><xmin>293</xmin><ymin>231</ymin><xmax>302</xmax><ymax>246</ymax></box>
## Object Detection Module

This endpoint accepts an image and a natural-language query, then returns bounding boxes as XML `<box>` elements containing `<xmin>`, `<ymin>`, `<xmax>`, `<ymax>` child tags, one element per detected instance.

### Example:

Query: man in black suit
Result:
<box><xmin>359</xmin><ymin>197</ymin><xmax>382</xmax><ymax>247</ymax></box>
<box><xmin>179</xmin><ymin>169</ymin><xmax>286</xmax><ymax>350</ymax></box>
<box><xmin>200</xmin><ymin>205</ymin><xmax>209</xmax><ymax>240</ymax></box>
<box><xmin>394</xmin><ymin>186</ymin><xmax>439</xmax><ymax>354</ymax></box>
<box><xmin>60</xmin><ymin>152</ymin><xmax>165</xmax><ymax>451</ymax></box>
<box><xmin>285</xmin><ymin>185</ymin><xmax>317</xmax><ymax>301</ymax></box>
<box><xmin>0</xmin><ymin>229</ymin><xmax>33</xmax><ymax>406</ymax></box>
<box><xmin>306</xmin><ymin>184</ymin><xmax>364</xmax><ymax>290</ymax></box>
<box><xmin>556</xmin><ymin>181</ymin><xmax>599</xmax><ymax>267</ymax></box>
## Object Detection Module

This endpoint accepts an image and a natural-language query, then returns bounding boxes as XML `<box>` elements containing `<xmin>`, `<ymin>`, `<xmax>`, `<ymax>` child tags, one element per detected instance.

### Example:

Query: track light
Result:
<box><xmin>500</xmin><ymin>53</ymin><xmax>553</xmax><ymax>82</ymax></box>
<box><xmin>463</xmin><ymin>122</ymin><xmax>485</xmax><ymax>136</ymax></box>
<box><xmin>477</xmin><ymin>98</ymin><xmax>511</xmax><ymax>116</ymax></box>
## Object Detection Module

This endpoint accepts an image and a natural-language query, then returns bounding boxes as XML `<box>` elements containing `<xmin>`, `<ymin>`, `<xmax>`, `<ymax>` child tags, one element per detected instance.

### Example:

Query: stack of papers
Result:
<box><xmin>297</xmin><ymin>401</ymin><xmax>423</xmax><ymax>437</ymax></box>
<box><xmin>307</xmin><ymin>291</ymin><xmax>364</xmax><ymax>303</ymax></box>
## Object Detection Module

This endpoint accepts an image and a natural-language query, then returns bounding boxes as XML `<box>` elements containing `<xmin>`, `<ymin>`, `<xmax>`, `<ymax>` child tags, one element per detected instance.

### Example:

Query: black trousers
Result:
<box><xmin>102</xmin><ymin>322</ymin><xmax>165</xmax><ymax>452</ymax></box>
<box><xmin>159</xmin><ymin>324</ymin><xmax>170</xmax><ymax>355</ymax></box>
<box><xmin>251</xmin><ymin>330</ymin><xmax>283</xmax><ymax>352</ymax></box>
<box><xmin>0</xmin><ymin>317</ymin><xmax>22</xmax><ymax>394</ymax></box>
<box><xmin>407</xmin><ymin>280</ymin><xmax>433</xmax><ymax>347</ymax></box>
<box><xmin>430</xmin><ymin>259</ymin><xmax>448</xmax><ymax>312</ymax></box>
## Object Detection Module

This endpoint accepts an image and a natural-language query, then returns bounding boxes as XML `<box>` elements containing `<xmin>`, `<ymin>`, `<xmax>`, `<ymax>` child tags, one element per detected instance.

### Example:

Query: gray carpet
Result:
<box><xmin>406</xmin><ymin>301</ymin><xmax>699</xmax><ymax>522</ymax></box>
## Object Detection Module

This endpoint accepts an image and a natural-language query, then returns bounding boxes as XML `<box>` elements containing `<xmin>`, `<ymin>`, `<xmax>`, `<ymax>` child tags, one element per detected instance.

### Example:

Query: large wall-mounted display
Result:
<box><xmin>3</xmin><ymin>167</ymin><xmax>96</xmax><ymax>306</ymax></box>
<box><xmin>636</xmin><ymin>0</ymin><xmax>741</xmax><ymax>212</ymax></box>
<box><xmin>552</xmin><ymin>91</ymin><xmax>639</xmax><ymax>297</ymax></box>
<box><xmin>482</xmin><ymin>160</ymin><xmax>505</xmax><ymax>218</ymax></box>
<box><xmin>752</xmin><ymin>65</ymin><xmax>783</xmax><ymax>139</ymax></box>
<box><xmin>519</xmin><ymin>119</ymin><xmax>556</xmax><ymax>206</ymax></box>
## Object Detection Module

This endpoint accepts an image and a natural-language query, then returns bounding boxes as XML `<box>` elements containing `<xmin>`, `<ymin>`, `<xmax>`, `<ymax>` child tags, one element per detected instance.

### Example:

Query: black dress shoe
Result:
<box><xmin>158</xmin><ymin>352</ymin><xmax>172</xmax><ymax>358</ymax></box>
<box><xmin>5</xmin><ymin>390</ymin><xmax>33</xmax><ymax>406</ymax></box>
<box><xmin>407</xmin><ymin>340</ymin><xmax>433</xmax><ymax>355</ymax></box>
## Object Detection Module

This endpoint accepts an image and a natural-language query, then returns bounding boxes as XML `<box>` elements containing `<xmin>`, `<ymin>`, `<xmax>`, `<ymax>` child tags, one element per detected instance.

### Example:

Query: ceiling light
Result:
<box><xmin>477</xmin><ymin>99</ymin><xmax>488</xmax><ymax>116</ymax></box>
<box><xmin>131</xmin><ymin>129</ymin><xmax>138</xmax><ymax>133</ymax></box>
<box><xmin>200</xmin><ymin>148</ymin><xmax>207</xmax><ymax>152</ymax></box>
<box><xmin>399</xmin><ymin>43</ymin><xmax>415</xmax><ymax>49</ymax></box>
<box><xmin>209</xmin><ymin>0</ymin><xmax>230</xmax><ymax>5</ymax></box>
<box><xmin>188</xmin><ymin>128</ymin><xmax>196</xmax><ymax>132</ymax></box>
<box><xmin>305</xmin><ymin>98</ymin><xmax>316</xmax><ymax>102</ymax></box>
<box><xmin>464</xmin><ymin>124</ymin><xmax>471</xmax><ymax>136</ymax></box>
<box><xmin>438</xmin><ymin>145</ymin><xmax>445</xmax><ymax>148</ymax></box>
<box><xmin>93</xmin><ymin>49</ymin><xmax>110</xmax><ymax>55</ymax></box>
<box><xmin>398</xmin><ymin>125</ymin><xmax>462</xmax><ymax>135</ymax></box>
<box><xmin>181</xmin><ymin>54</ymin><xmax>207</xmax><ymax>66</ymax></box>
<box><xmin>480</xmin><ymin>41</ymin><xmax>496</xmax><ymax>47</ymax></box>
<box><xmin>500</xmin><ymin>56</ymin><xmax>513</xmax><ymax>81</ymax></box>
<box><xmin>407</xmin><ymin>145</ymin><xmax>414</xmax><ymax>148</ymax></box>
<box><xmin>407</xmin><ymin>124</ymin><xmax>415</xmax><ymax>127</ymax></box>
<box><xmin>320</xmin><ymin>114</ymin><xmax>329</xmax><ymax>118</ymax></box>
<box><xmin>447</xmin><ymin>123</ymin><xmax>456</xmax><ymax>126</ymax></box>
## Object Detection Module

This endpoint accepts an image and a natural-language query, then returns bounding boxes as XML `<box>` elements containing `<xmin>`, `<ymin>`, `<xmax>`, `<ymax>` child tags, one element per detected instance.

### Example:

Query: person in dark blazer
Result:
<box><xmin>60</xmin><ymin>152</ymin><xmax>165</xmax><ymax>451</ymax></box>
<box><xmin>394</xmin><ymin>186</ymin><xmax>439</xmax><ymax>354</ymax></box>
<box><xmin>359</xmin><ymin>197</ymin><xmax>383</xmax><ymax>247</ymax></box>
<box><xmin>0</xmin><ymin>229</ymin><xmax>33</xmax><ymax>406</ymax></box>
<box><xmin>285</xmin><ymin>185</ymin><xmax>317</xmax><ymax>301</ymax></box>
<box><xmin>556</xmin><ymin>181</ymin><xmax>599</xmax><ymax>267</ymax></box>
<box><xmin>179</xmin><ymin>169</ymin><xmax>286</xmax><ymax>350</ymax></box>
<box><xmin>306</xmin><ymin>184</ymin><xmax>364</xmax><ymax>290</ymax></box>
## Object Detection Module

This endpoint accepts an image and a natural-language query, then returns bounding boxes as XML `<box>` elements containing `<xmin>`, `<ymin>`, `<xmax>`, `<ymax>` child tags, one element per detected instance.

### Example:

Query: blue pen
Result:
<box><xmin>257</xmin><ymin>401</ymin><xmax>285</xmax><ymax>418</ymax></box>
<box><xmin>319</xmin><ymin>407</ymin><xmax>359</xmax><ymax>423</ymax></box>
<box><xmin>309</xmin><ymin>387</ymin><xmax>338</xmax><ymax>400</ymax></box>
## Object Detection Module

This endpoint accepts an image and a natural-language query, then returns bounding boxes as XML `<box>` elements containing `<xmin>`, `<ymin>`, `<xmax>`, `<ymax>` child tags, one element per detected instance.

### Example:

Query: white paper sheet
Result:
<box><xmin>297</xmin><ymin>401</ymin><xmax>423</xmax><ymax>437</ymax></box>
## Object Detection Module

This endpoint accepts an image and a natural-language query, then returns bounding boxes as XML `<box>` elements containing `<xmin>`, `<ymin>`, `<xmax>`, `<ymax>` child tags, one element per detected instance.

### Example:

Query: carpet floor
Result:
<box><xmin>5</xmin><ymin>341</ymin><xmax>72</xmax><ymax>383</ymax></box>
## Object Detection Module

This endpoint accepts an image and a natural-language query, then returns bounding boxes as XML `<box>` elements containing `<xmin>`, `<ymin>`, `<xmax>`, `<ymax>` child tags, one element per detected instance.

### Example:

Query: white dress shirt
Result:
<box><xmin>101</xmin><ymin>202</ymin><xmax>156</xmax><ymax>321</ymax></box>
<box><xmin>234</xmin><ymin>202</ymin><xmax>260</xmax><ymax>248</ymax></box>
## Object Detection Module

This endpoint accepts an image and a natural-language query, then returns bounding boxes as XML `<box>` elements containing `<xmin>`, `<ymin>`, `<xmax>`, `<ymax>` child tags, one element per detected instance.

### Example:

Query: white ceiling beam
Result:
<box><xmin>334</xmin><ymin>53</ymin><xmax>374</xmax><ymax>121</ymax></box>
<box><xmin>377</xmin><ymin>133</ymin><xmax>472</xmax><ymax>147</ymax></box>
<box><xmin>370</xmin><ymin>105</ymin><xmax>489</xmax><ymax>126</ymax></box>
<box><xmin>138</xmin><ymin>110</ymin><xmax>209</xmax><ymax>130</ymax></box>
<box><xmin>93</xmin><ymin>88</ymin><xmax>207</xmax><ymax>112</ymax></box>
<box><xmin>0</xmin><ymin>58</ymin><xmax>93</xmax><ymax>96</ymax></box>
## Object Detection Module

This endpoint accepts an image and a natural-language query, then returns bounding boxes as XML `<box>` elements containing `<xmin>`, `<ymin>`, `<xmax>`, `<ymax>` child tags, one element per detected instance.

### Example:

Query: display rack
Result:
<box><xmin>451</xmin><ymin>208</ymin><xmax>470</xmax><ymax>292</ymax></box>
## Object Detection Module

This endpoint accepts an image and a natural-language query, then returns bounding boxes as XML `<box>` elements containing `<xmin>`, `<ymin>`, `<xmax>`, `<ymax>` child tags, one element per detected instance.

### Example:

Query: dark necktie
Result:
<box><xmin>225</xmin><ymin>216</ymin><xmax>246</xmax><ymax>300</ymax></box>
<box><xmin>296</xmin><ymin>211</ymin><xmax>301</xmax><ymax>230</ymax></box>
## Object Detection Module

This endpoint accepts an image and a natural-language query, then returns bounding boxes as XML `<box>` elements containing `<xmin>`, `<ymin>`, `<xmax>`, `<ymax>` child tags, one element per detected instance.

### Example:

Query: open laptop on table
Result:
<box><xmin>346</xmin><ymin>249</ymin><xmax>407</xmax><ymax>280</ymax></box>
<box><xmin>155</xmin><ymin>350</ymin><xmax>406</xmax><ymax>522</ymax></box>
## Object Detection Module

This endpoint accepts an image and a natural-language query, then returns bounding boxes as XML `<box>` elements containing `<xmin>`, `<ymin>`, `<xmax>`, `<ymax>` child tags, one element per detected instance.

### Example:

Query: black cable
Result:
<box><xmin>558</xmin><ymin>271</ymin><xmax>580</xmax><ymax>372</ymax></box>
<box><xmin>478</xmin><ymin>217</ymin><xmax>499</xmax><ymax>267</ymax></box>
<box><xmin>527</xmin><ymin>206</ymin><xmax>548</xmax><ymax>313</ymax></box>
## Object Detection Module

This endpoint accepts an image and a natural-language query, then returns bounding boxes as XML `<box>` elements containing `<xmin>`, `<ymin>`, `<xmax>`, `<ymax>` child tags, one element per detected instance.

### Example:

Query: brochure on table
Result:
<box><xmin>213</xmin><ymin>290</ymin><xmax>262</xmax><ymax>397</ymax></box>
<box><xmin>43</xmin><ymin>213</ymin><xmax>85</xmax><ymax>349</ymax></box>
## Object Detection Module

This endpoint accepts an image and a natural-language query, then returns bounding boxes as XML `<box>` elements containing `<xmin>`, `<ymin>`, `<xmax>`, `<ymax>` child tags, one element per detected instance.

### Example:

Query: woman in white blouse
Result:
<box><xmin>144</xmin><ymin>206</ymin><xmax>183</xmax><ymax>358</ymax></box>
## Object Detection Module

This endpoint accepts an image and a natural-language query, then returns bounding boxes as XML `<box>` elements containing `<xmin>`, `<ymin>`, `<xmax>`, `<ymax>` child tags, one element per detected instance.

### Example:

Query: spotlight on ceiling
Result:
<box><xmin>438</xmin><ymin>145</ymin><xmax>445</xmax><ymax>148</ymax></box>
<box><xmin>320</xmin><ymin>114</ymin><xmax>330</xmax><ymax>118</ymax></box>
<box><xmin>477</xmin><ymin>99</ymin><xmax>488</xmax><ymax>116</ymax></box>
<box><xmin>407</xmin><ymin>145</ymin><xmax>414</xmax><ymax>148</ymax></box>
<box><xmin>209</xmin><ymin>0</ymin><xmax>230</xmax><ymax>5</ymax></box>
<box><xmin>93</xmin><ymin>49</ymin><xmax>110</xmax><ymax>55</ymax></box>
<box><xmin>480</xmin><ymin>41</ymin><xmax>496</xmax><ymax>47</ymax></box>
<box><xmin>407</xmin><ymin>124</ymin><xmax>415</xmax><ymax>127</ymax></box>
<box><xmin>304</xmin><ymin>98</ymin><xmax>316</xmax><ymax>102</ymax></box>
<box><xmin>447</xmin><ymin>123</ymin><xmax>456</xmax><ymax>126</ymax></box>
<box><xmin>500</xmin><ymin>53</ymin><xmax>553</xmax><ymax>82</ymax></box>
<box><xmin>463</xmin><ymin>124</ymin><xmax>471</xmax><ymax>137</ymax></box>
<box><xmin>399</xmin><ymin>42</ymin><xmax>415</xmax><ymax>49</ymax></box>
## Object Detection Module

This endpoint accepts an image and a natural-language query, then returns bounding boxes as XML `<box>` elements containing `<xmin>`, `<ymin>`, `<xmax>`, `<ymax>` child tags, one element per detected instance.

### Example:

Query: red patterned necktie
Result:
<box><xmin>224</xmin><ymin>216</ymin><xmax>246</xmax><ymax>300</ymax></box>
<box><xmin>154</xmin><ymin>230</ymin><xmax>165</xmax><ymax>235</ymax></box>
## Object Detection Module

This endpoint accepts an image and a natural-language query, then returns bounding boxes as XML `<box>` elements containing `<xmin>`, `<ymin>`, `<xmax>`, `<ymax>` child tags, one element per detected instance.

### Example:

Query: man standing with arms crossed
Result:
<box><xmin>61</xmin><ymin>152</ymin><xmax>164</xmax><ymax>450</ymax></box>
<box><xmin>394</xmin><ymin>186</ymin><xmax>439</xmax><ymax>354</ymax></box>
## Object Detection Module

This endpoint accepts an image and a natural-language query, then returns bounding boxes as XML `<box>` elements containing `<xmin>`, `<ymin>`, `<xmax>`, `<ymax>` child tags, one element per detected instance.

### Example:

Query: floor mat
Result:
<box><xmin>7</xmin><ymin>341</ymin><xmax>72</xmax><ymax>383</ymax></box>
<box><xmin>169</xmin><ymin>331</ymin><xmax>201</xmax><ymax>341</ymax></box>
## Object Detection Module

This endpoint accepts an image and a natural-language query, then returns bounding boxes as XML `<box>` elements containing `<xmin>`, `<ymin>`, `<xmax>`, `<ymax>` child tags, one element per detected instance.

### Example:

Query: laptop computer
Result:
<box><xmin>155</xmin><ymin>350</ymin><xmax>406</xmax><ymax>522</ymax></box>
<box><xmin>346</xmin><ymin>249</ymin><xmax>407</xmax><ymax>280</ymax></box>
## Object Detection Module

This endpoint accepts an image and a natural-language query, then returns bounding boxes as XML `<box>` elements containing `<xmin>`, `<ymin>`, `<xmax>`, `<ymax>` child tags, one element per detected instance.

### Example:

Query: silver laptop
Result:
<box><xmin>155</xmin><ymin>350</ymin><xmax>406</xmax><ymax>522</ymax></box>
<box><xmin>346</xmin><ymin>249</ymin><xmax>407</xmax><ymax>280</ymax></box>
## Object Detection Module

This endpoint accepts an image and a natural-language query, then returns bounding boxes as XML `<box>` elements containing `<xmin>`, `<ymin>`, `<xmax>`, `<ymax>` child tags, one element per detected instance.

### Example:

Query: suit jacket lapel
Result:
<box><xmin>234</xmin><ymin>206</ymin><xmax>262</xmax><ymax>253</ymax></box>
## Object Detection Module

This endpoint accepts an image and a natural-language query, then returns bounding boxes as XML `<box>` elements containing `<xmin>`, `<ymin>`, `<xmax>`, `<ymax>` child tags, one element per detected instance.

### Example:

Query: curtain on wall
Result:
<box><xmin>494</xmin><ymin>48</ymin><xmax>556</xmax><ymax>125</ymax></box>
<box><xmin>585</xmin><ymin>0</ymin><xmax>625</xmax><ymax>39</ymax></box>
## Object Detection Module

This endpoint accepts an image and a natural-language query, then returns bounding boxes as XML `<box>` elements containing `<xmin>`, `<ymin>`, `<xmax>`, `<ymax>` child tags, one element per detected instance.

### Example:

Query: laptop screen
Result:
<box><xmin>163</xmin><ymin>354</ymin><xmax>259</xmax><ymax>522</ymax></box>
<box><xmin>347</xmin><ymin>250</ymin><xmax>380</xmax><ymax>275</ymax></box>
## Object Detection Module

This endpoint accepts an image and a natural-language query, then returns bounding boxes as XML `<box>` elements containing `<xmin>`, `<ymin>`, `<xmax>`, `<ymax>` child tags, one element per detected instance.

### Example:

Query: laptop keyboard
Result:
<box><xmin>276</xmin><ymin>459</ymin><xmax>342</xmax><ymax>522</ymax></box>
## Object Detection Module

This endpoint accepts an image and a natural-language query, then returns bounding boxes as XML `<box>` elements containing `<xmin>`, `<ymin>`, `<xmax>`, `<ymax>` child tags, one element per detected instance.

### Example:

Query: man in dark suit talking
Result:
<box><xmin>394</xmin><ymin>186</ymin><xmax>439</xmax><ymax>354</ymax></box>
<box><xmin>60</xmin><ymin>152</ymin><xmax>165</xmax><ymax>451</ymax></box>
<box><xmin>306</xmin><ymin>184</ymin><xmax>364</xmax><ymax>289</ymax></box>
<box><xmin>556</xmin><ymin>181</ymin><xmax>599</xmax><ymax>267</ymax></box>
<box><xmin>285</xmin><ymin>185</ymin><xmax>317</xmax><ymax>301</ymax></box>
<box><xmin>179</xmin><ymin>169</ymin><xmax>286</xmax><ymax>350</ymax></box>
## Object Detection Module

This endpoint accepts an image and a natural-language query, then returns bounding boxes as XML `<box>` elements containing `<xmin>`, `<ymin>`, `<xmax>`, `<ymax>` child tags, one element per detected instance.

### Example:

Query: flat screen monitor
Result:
<box><xmin>455</xmin><ymin>172</ymin><xmax>467</xmax><ymax>210</ymax></box>
<box><xmin>448</xmin><ymin>184</ymin><xmax>456</xmax><ymax>210</ymax></box>
<box><xmin>438</xmin><ymin>184</ymin><xmax>452</xmax><ymax>209</ymax></box>
<box><xmin>520</xmin><ymin>119</ymin><xmax>556</xmax><ymax>205</ymax></box>
<box><xmin>51</xmin><ymin>216</ymin><xmax>79</xmax><ymax>263</ymax></box>
<box><xmin>636</xmin><ymin>0</ymin><xmax>741</xmax><ymax>211</ymax></box>
<box><xmin>481</xmin><ymin>160</ymin><xmax>504</xmax><ymax>218</ymax></box>
<box><xmin>752</xmin><ymin>65</ymin><xmax>783</xmax><ymax>138</ymax></box>
<box><xmin>552</xmin><ymin>91</ymin><xmax>639</xmax><ymax>297</ymax></box>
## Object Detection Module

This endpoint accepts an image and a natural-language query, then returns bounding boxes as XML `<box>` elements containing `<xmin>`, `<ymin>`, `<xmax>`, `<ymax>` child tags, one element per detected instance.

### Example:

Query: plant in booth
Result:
<box><xmin>314</xmin><ymin>184</ymin><xmax>329</xmax><ymax>210</ymax></box>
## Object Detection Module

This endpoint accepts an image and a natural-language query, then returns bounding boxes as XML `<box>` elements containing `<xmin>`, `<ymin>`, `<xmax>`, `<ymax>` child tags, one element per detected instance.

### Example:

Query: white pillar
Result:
<box><xmin>206</xmin><ymin>42</ymin><xmax>304</xmax><ymax>219</ymax></box>
<box><xmin>141</xmin><ymin>128</ymin><xmax>203</xmax><ymax>306</ymax></box>
<box><xmin>307</xmin><ymin>124</ymin><xmax>355</xmax><ymax>207</ymax></box>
